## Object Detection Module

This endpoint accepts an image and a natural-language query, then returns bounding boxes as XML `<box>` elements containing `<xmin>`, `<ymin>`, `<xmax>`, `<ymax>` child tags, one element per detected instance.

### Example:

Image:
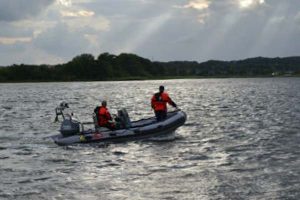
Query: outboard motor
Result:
<box><xmin>60</xmin><ymin>116</ymin><xmax>81</xmax><ymax>137</ymax></box>
<box><xmin>54</xmin><ymin>102</ymin><xmax>81</xmax><ymax>137</ymax></box>
<box><xmin>117</xmin><ymin>108</ymin><xmax>131</xmax><ymax>129</ymax></box>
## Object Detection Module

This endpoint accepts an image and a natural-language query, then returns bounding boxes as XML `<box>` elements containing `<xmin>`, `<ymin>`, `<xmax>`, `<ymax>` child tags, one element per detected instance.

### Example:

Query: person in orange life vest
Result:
<box><xmin>95</xmin><ymin>100</ymin><xmax>115</xmax><ymax>130</ymax></box>
<box><xmin>151</xmin><ymin>85</ymin><xmax>177</xmax><ymax>121</ymax></box>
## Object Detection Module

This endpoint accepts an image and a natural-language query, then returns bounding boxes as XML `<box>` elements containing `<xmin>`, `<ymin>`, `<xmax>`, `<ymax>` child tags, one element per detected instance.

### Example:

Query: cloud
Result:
<box><xmin>269</xmin><ymin>16</ymin><xmax>285</xmax><ymax>24</ymax></box>
<box><xmin>295</xmin><ymin>11</ymin><xmax>300</xmax><ymax>21</ymax></box>
<box><xmin>60</xmin><ymin>10</ymin><xmax>95</xmax><ymax>17</ymax></box>
<box><xmin>57</xmin><ymin>3</ymin><xmax>110</xmax><ymax>31</ymax></box>
<box><xmin>238</xmin><ymin>0</ymin><xmax>265</xmax><ymax>9</ymax></box>
<box><xmin>62</xmin><ymin>15</ymin><xmax>110</xmax><ymax>32</ymax></box>
<box><xmin>84</xmin><ymin>34</ymin><xmax>98</xmax><ymax>45</ymax></box>
<box><xmin>173</xmin><ymin>0</ymin><xmax>211</xmax><ymax>24</ymax></box>
<box><xmin>0</xmin><ymin>0</ymin><xmax>300</xmax><ymax>66</ymax></box>
<box><xmin>0</xmin><ymin>37</ymin><xmax>31</xmax><ymax>45</ymax></box>
<box><xmin>11</xmin><ymin>19</ymin><xmax>57</xmax><ymax>38</ymax></box>
<box><xmin>197</xmin><ymin>11</ymin><xmax>210</xmax><ymax>24</ymax></box>
<box><xmin>0</xmin><ymin>0</ymin><xmax>55</xmax><ymax>22</ymax></box>
<box><xmin>32</xmin><ymin>22</ymin><xmax>90</xmax><ymax>58</ymax></box>
<box><xmin>57</xmin><ymin>0</ymin><xmax>72</xmax><ymax>7</ymax></box>
<box><xmin>182</xmin><ymin>0</ymin><xmax>211</xmax><ymax>10</ymax></box>
<box><xmin>0</xmin><ymin>43</ymin><xmax>64</xmax><ymax>65</ymax></box>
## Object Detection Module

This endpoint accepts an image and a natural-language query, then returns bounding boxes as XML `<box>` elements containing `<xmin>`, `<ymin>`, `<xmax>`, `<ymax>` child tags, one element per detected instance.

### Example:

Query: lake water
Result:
<box><xmin>0</xmin><ymin>78</ymin><xmax>299</xmax><ymax>200</ymax></box>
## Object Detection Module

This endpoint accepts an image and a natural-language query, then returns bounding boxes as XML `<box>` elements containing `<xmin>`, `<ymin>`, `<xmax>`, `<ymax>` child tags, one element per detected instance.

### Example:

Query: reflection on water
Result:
<box><xmin>0</xmin><ymin>78</ymin><xmax>300</xmax><ymax>199</ymax></box>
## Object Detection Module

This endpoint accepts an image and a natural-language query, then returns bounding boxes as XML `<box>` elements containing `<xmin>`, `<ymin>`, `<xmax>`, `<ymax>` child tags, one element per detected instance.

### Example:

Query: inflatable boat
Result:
<box><xmin>51</xmin><ymin>102</ymin><xmax>187</xmax><ymax>146</ymax></box>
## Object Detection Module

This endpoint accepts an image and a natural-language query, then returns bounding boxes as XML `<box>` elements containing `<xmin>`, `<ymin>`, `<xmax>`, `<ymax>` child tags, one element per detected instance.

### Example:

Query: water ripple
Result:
<box><xmin>0</xmin><ymin>78</ymin><xmax>299</xmax><ymax>199</ymax></box>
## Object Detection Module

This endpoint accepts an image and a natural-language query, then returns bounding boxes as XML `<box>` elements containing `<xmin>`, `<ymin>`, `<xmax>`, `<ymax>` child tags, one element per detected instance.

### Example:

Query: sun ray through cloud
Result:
<box><xmin>116</xmin><ymin>12</ymin><xmax>172</xmax><ymax>54</ymax></box>
<box><xmin>247</xmin><ymin>2</ymin><xmax>293</xmax><ymax>57</ymax></box>
<box><xmin>198</xmin><ymin>11</ymin><xmax>243</xmax><ymax>59</ymax></box>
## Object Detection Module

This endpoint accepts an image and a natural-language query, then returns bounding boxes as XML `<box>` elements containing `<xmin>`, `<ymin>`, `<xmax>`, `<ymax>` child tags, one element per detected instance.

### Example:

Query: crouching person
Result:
<box><xmin>94</xmin><ymin>100</ymin><xmax>115</xmax><ymax>130</ymax></box>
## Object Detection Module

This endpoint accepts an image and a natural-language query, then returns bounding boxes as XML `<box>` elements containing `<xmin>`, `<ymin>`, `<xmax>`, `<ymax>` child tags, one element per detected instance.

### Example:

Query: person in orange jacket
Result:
<box><xmin>151</xmin><ymin>85</ymin><xmax>177</xmax><ymax>121</ymax></box>
<box><xmin>94</xmin><ymin>100</ymin><xmax>115</xmax><ymax>130</ymax></box>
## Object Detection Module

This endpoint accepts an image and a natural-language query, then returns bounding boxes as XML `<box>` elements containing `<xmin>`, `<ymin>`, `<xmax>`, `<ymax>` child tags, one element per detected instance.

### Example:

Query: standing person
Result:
<box><xmin>94</xmin><ymin>100</ymin><xmax>115</xmax><ymax>130</ymax></box>
<box><xmin>151</xmin><ymin>85</ymin><xmax>177</xmax><ymax>121</ymax></box>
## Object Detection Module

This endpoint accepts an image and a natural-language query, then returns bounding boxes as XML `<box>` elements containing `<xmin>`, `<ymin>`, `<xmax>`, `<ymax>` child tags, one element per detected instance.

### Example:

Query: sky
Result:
<box><xmin>0</xmin><ymin>0</ymin><xmax>299</xmax><ymax>66</ymax></box>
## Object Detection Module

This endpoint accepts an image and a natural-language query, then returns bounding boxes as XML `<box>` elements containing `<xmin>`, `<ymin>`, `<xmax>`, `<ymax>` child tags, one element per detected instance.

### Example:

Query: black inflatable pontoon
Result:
<box><xmin>51</xmin><ymin>102</ymin><xmax>187</xmax><ymax>146</ymax></box>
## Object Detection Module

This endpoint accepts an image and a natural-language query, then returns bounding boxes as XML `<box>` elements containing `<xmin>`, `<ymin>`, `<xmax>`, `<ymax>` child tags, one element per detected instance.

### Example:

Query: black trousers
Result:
<box><xmin>155</xmin><ymin>110</ymin><xmax>167</xmax><ymax>121</ymax></box>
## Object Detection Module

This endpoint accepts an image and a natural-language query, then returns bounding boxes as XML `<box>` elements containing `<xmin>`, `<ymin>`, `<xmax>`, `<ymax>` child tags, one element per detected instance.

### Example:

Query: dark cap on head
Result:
<box><xmin>159</xmin><ymin>85</ymin><xmax>164</xmax><ymax>92</ymax></box>
<box><xmin>101</xmin><ymin>100</ymin><xmax>107</xmax><ymax>106</ymax></box>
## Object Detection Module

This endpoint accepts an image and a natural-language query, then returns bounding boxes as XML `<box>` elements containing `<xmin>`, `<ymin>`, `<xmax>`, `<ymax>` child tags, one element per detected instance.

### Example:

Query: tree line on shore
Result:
<box><xmin>0</xmin><ymin>52</ymin><xmax>299</xmax><ymax>82</ymax></box>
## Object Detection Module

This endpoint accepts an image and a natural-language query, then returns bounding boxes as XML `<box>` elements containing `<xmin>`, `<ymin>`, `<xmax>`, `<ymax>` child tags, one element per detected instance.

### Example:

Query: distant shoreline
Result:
<box><xmin>1</xmin><ymin>53</ymin><xmax>299</xmax><ymax>83</ymax></box>
<box><xmin>0</xmin><ymin>75</ymin><xmax>299</xmax><ymax>84</ymax></box>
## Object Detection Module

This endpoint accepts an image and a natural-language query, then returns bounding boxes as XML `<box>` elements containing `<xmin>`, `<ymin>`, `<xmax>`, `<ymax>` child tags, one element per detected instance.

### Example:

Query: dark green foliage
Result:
<box><xmin>0</xmin><ymin>54</ymin><xmax>299</xmax><ymax>82</ymax></box>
